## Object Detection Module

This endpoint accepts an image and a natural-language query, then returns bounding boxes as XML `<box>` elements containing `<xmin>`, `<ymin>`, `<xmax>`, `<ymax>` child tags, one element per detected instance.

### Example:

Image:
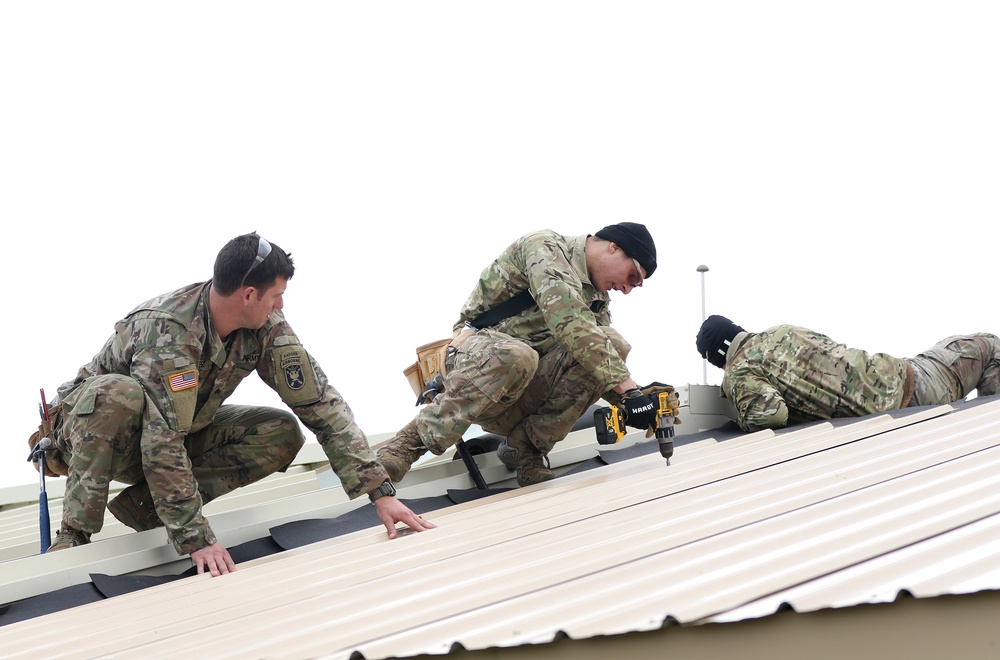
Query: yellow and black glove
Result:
<box><xmin>602</xmin><ymin>381</ymin><xmax>682</xmax><ymax>436</ymax></box>
<box><xmin>636</xmin><ymin>382</ymin><xmax>682</xmax><ymax>437</ymax></box>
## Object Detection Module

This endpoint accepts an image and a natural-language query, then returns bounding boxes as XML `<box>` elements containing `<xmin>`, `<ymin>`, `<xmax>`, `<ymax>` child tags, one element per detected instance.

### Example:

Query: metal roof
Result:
<box><xmin>2</xmin><ymin>388</ymin><xmax>999</xmax><ymax>658</ymax></box>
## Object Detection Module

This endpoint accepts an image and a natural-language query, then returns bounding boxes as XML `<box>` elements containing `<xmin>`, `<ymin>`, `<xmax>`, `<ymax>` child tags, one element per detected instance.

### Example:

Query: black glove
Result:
<box><xmin>621</xmin><ymin>388</ymin><xmax>657</xmax><ymax>430</ymax></box>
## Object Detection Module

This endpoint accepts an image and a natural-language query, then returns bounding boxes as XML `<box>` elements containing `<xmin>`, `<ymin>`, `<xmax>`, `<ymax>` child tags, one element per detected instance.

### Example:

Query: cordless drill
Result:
<box><xmin>594</xmin><ymin>386</ymin><xmax>677</xmax><ymax>463</ymax></box>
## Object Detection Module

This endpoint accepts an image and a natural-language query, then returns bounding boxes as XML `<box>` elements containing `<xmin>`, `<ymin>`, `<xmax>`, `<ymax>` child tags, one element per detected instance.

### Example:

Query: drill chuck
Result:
<box><xmin>655</xmin><ymin>424</ymin><xmax>674</xmax><ymax>462</ymax></box>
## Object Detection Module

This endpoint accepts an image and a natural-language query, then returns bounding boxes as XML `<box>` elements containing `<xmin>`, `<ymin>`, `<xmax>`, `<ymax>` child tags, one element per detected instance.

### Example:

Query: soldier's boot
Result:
<box><xmin>108</xmin><ymin>482</ymin><xmax>163</xmax><ymax>532</ymax></box>
<box><xmin>496</xmin><ymin>426</ymin><xmax>555</xmax><ymax>487</ymax></box>
<box><xmin>376</xmin><ymin>419</ymin><xmax>428</xmax><ymax>483</ymax></box>
<box><xmin>46</xmin><ymin>525</ymin><xmax>92</xmax><ymax>552</ymax></box>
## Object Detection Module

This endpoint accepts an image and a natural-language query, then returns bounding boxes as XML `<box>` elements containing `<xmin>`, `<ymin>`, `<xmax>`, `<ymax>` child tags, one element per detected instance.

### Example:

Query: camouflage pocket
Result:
<box><xmin>461</xmin><ymin>335</ymin><xmax>537</xmax><ymax>406</ymax></box>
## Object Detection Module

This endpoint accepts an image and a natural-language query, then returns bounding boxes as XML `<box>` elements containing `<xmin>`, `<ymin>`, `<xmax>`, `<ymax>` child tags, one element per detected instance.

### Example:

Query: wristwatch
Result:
<box><xmin>368</xmin><ymin>479</ymin><xmax>397</xmax><ymax>503</ymax></box>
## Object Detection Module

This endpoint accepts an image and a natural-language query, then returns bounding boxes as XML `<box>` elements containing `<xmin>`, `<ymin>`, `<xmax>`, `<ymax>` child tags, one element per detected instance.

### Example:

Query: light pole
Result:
<box><xmin>696</xmin><ymin>265</ymin><xmax>709</xmax><ymax>384</ymax></box>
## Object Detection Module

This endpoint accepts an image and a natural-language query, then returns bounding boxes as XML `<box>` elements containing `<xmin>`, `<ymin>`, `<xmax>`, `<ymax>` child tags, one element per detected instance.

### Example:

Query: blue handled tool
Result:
<box><xmin>26</xmin><ymin>388</ymin><xmax>53</xmax><ymax>553</ymax></box>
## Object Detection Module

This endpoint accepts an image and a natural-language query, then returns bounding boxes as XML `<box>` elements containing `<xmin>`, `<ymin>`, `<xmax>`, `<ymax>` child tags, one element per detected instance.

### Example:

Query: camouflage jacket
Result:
<box><xmin>453</xmin><ymin>230</ymin><xmax>629</xmax><ymax>392</ymax></box>
<box><xmin>722</xmin><ymin>326</ymin><xmax>910</xmax><ymax>432</ymax></box>
<box><xmin>57</xmin><ymin>282</ymin><xmax>386</xmax><ymax>554</ymax></box>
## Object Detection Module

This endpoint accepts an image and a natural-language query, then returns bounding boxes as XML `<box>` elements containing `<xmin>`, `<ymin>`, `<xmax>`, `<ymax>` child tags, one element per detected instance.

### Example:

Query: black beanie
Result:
<box><xmin>595</xmin><ymin>222</ymin><xmax>657</xmax><ymax>278</ymax></box>
<box><xmin>696</xmin><ymin>315</ymin><xmax>746</xmax><ymax>369</ymax></box>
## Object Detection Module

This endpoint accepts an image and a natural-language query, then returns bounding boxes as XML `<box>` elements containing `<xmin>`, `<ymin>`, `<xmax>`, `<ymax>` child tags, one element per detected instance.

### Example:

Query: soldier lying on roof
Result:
<box><xmin>696</xmin><ymin>314</ymin><xmax>1000</xmax><ymax>433</ymax></box>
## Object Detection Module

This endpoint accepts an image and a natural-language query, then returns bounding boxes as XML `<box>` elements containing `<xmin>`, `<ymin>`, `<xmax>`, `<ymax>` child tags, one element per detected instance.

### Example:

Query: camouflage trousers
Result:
<box><xmin>907</xmin><ymin>333</ymin><xmax>1000</xmax><ymax>406</ymax></box>
<box><xmin>415</xmin><ymin>327</ymin><xmax>630</xmax><ymax>455</ymax></box>
<box><xmin>55</xmin><ymin>374</ymin><xmax>304</xmax><ymax>535</ymax></box>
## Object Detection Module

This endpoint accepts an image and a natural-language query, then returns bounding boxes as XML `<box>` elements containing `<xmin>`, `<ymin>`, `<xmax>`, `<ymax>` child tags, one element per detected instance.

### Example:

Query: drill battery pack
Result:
<box><xmin>594</xmin><ymin>405</ymin><xmax>628</xmax><ymax>445</ymax></box>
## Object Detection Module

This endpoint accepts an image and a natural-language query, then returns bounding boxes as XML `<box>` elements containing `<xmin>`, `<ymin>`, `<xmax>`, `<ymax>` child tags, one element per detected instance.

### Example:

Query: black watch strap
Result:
<box><xmin>368</xmin><ymin>480</ymin><xmax>397</xmax><ymax>503</ymax></box>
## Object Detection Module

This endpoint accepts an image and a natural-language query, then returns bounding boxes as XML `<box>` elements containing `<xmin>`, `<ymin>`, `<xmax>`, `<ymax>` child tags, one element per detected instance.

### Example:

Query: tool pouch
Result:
<box><xmin>27</xmin><ymin>404</ymin><xmax>69</xmax><ymax>477</ymax></box>
<box><xmin>403</xmin><ymin>328</ymin><xmax>477</xmax><ymax>403</ymax></box>
<box><xmin>404</xmin><ymin>338</ymin><xmax>451</xmax><ymax>401</ymax></box>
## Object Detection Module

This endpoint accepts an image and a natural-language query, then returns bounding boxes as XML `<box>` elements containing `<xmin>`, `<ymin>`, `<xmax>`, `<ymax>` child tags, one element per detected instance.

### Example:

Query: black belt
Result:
<box><xmin>468</xmin><ymin>290</ymin><xmax>601</xmax><ymax>330</ymax></box>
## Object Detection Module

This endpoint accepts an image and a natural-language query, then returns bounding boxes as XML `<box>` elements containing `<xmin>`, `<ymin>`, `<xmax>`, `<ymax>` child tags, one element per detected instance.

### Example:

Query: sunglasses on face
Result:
<box><xmin>628</xmin><ymin>258</ymin><xmax>645</xmax><ymax>288</ymax></box>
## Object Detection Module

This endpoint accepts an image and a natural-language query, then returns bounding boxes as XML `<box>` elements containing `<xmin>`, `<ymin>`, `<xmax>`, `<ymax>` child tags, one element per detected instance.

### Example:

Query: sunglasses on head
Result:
<box><xmin>239</xmin><ymin>236</ymin><xmax>272</xmax><ymax>289</ymax></box>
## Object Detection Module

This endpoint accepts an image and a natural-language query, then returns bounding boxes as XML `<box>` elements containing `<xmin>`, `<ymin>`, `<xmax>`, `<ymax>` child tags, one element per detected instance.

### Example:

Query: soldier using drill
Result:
<box><xmin>34</xmin><ymin>233</ymin><xmax>433</xmax><ymax>574</ymax></box>
<box><xmin>378</xmin><ymin>222</ymin><xmax>666</xmax><ymax>487</ymax></box>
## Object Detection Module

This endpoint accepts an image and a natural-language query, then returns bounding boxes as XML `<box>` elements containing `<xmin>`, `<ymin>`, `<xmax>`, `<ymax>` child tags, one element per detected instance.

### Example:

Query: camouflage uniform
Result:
<box><xmin>722</xmin><ymin>325</ymin><xmax>1000</xmax><ymax>433</ymax></box>
<box><xmin>908</xmin><ymin>333</ymin><xmax>1000</xmax><ymax>406</ymax></box>
<box><xmin>52</xmin><ymin>282</ymin><xmax>387</xmax><ymax>555</ymax></box>
<box><xmin>415</xmin><ymin>230</ymin><xmax>631</xmax><ymax>456</ymax></box>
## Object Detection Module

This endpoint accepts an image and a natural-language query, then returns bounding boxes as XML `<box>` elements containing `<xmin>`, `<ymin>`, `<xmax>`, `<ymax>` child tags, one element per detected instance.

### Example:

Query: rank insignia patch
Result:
<box><xmin>168</xmin><ymin>369</ymin><xmax>197</xmax><ymax>392</ymax></box>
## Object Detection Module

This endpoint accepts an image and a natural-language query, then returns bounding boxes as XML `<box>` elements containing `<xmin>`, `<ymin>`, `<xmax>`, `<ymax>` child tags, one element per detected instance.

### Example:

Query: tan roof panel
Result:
<box><xmin>2</xmin><ymin>393</ymin><xmax>1000</xmax><ymax>659</ymax></box>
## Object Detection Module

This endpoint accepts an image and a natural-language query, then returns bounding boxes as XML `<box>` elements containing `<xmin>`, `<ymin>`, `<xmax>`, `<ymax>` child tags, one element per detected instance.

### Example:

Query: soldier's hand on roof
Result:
<box><xmin>190</xmin><ymin>542</ymin><xmax>237</xmax><ymax>577</ymax></box>
<box><xmin>374</xmin><ymin>497</ymin><xmax>438</xmax><ymax>539</ymax></box>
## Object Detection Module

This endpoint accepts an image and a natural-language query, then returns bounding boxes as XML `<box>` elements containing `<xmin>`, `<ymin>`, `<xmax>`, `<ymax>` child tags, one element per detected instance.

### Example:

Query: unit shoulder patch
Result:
<box><xmin>272</xmin><ymin>345</ymin><xmax>321</xmax><ymax>406</ymax></box>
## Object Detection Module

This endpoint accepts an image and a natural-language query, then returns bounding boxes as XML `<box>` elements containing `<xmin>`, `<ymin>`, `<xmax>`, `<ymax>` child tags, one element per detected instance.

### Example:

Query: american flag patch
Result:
<box><xmin>168</xmin><ymin>369</ymin><xmax>197</xmax><ymax>392</ymax></box>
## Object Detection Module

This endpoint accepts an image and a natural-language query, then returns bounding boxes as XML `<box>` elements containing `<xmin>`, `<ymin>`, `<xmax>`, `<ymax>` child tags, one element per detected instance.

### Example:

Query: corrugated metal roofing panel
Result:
<box><xmin>712</xmin><ymin>511</ymin><xmax>1000</xmax><ymax>623</ymax></box>
<box><xmin>0</xmin><ymin>459</ymin><xmax>324</xmax><ymax>561</ymax></box>
<box><xmin>2</xmin><ymin>396</ymin><xmax>999</xmax><ymax>659</ymax></box>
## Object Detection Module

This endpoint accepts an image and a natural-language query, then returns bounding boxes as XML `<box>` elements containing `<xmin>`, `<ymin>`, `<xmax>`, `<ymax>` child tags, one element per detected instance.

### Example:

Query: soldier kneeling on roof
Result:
<box><xmin>379</xmin><ymin>222</ymin><xmax>678</xmax><ymax>487</ymax></box>
<box><xmin>30</xmin><ymin>233</ymin><xmax>433</xmax><ymax>575</ymax></box>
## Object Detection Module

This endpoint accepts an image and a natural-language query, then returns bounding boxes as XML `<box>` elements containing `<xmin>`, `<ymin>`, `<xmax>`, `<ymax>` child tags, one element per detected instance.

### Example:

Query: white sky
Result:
<box><xmin>2</xmin><ymin>2</ymin><xmax>997</xmax><ymax>490</ymax></box>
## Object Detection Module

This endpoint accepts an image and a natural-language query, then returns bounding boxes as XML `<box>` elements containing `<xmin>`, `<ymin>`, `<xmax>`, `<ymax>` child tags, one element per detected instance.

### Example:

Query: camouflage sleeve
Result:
<box><xmin>453</xmin><ymin>232</ymin><xmax>626</xmax><ymax>389</ymax></box>
<box><xmin>524</xmin><ymin>241</ymin><xmax>629</xmax><ymax>391</ymax></box>
<box><xmin>723</xmin><ymin>367</ymin><xmax>790</xmax><ymax>432</ymax></box>
<box><xmin>589</xmin><ymin>297</ymin><xmax>612</xmax><ymax>326</ymax></box>
<box><xmin>118</xmin><ymin>316</ymin><xmax>216</xmax><ymax>556</ymax></box>
<box><xmin>256</xmin><ymin>321</ymin><xmax>388</xmax><ymax>499</ymax></box>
